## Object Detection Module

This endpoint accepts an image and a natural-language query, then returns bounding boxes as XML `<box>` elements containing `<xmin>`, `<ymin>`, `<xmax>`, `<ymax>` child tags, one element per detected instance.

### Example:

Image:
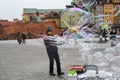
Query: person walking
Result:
<box><xmin>109</xmin><ymin>28</ymin><xmax>117</xmax><ymax>46</ymax></box>
<box><xmin>109</xmin><ymin>28</ymin><xmax>116</xmax><ymax>39</ymax></box>
<box><xmin>16</xmin><ymin>32</ymin><xmax>22</xmax><ymax>44</ymax></box>
<box><xmin>102</xmin><ymin>29</ymin><xmax>108</xmax><ymax>42</ymax></box>
<box><xmin>22</xmin><ymin>32</ymin><xmax>27</xmax><ymax>44</ymax></box>
<box><xmin>44</xmin><ymin>31</ymin><xmax>64</xmax><ymax>76</ymax></box>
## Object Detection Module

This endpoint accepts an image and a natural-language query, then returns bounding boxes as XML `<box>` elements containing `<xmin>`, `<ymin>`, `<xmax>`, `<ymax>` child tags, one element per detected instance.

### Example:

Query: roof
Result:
<box><xmin>23</xmin><ymin>8</ymin><xmax>37</xmax><ymax>13</ymax></box>
<box><xmin>23</xmin><ymin>8</ymin><xmax>63</xmax><ymax>14</ymax></box>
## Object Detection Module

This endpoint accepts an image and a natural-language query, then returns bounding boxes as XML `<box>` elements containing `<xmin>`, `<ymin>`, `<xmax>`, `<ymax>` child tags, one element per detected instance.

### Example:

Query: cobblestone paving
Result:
<box><xmin>0</xmin><ymin>44</ymin><xmax>84</xmax><ymax>80</ymax></box>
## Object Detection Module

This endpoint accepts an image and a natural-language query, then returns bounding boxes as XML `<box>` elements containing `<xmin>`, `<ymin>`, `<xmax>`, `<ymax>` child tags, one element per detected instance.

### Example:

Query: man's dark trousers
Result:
<box><xmin>46</xmin><ymin>45</ymin><xmax>61</xmax><ymax>74</ymax></box>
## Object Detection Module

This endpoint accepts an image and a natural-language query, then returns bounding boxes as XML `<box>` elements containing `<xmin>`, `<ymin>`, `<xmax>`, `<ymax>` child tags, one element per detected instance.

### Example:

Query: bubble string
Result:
<box><xmin>77</xmin><ymin>23</ymin><xmax>90</xmax><ymax>32</ymax></box>
<box><xmin>75</xmin><ymin>0</ymin><xmax>96</xmax><ymax>9</ymax></box>
<box><xmin>82</xmin><ymin>0</ymin><xmax>95</xmax><ymax>8</ymax></box>
<box><xmin>95</xmin><ymin>18</ymin><xmax>104</xmax><ymax>21</ymax></box>
<box><xmin>85</xmin><ymin>2</ymin><xmax>94</xmax><ymax>8</ymax></box>
<box><xmin>75</xmin><ymin>0</ymin><xmax>90</xmax><ymax>8</ymax></box>
<box><xmin>81</xmin><ymin>0</ymin><xmax>91</xmax><ymax>7</ymax></box>
<box><xmin>112</xmin><ymin>5</ymin><xmax>120</xmax><ymax>12</ymax></box>
<box><xmin>114</xmin><ymin>10</ymin><xmax>120</xmax><ymax>17</ymax></box>
<box><xmin>112</xmin><ymin>7</ymin><xmax>117</xmax><ymax>11</ymax></box>
<box><xmin>61</xmin><ymin>17</ymin><xmax>70</xmax><ymax>28</ymax></box>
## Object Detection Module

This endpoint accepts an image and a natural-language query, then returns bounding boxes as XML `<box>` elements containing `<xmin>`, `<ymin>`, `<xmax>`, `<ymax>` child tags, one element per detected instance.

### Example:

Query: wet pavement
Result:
<box><xmin>0</xmin><ymin>43</ymin><xmax>84</xmax><ymax>80</ymax></box>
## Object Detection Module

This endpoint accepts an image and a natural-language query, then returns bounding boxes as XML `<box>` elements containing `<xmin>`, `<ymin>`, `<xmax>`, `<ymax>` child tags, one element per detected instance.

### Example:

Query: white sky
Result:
<box><xmin>0</xmin><ymin>0</ymin><xmax>72</xmax><ymax>21</ymax></box>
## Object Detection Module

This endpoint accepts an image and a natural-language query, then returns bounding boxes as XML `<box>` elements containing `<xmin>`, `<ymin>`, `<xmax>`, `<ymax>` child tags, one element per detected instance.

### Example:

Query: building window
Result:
<box><xmin>109</xmin><ymin>12</ymin><xmax>112</xmax><ymax>16</ymax></box>
<box><xmin>115</xmin><ymin>20</ymin><xmax>119</xmax><ymax>23</ymax></box>
<box><xmin>109</xmin><ymin>20</ymin><xmax>112</xmax><ymax>24</ymax></box>
<box><xmin>106</xmin><ymin>20</ymin><xmax>108</xmax><ymax>23</ymax></box>
<box><xmin>30</xmin><ymin>16</ymin><xmax>33</xmax><ymax>21</ymax></box>
<box><xmin>107</xmin><ymin>0</ymin><xmax>110</xmax><ymax>3</ymax></box>
<box><xmin>104</xmin><ymin>6</ymin><xmax>108</xmax><ymax>10</ymax></box>
<box><xmin>96</xmin><ymin>1</ymin><xmax>98</xmax><ymax>4</ymax></box>
<box><xmin>105</xmin><ymin>12</ymin><xmax>108</xmax><ymax>15</ymax></box>
<box><xmin>109</xmin><ymin>6</ymin><xmax>112</xmax><ymax>9</ymax></box>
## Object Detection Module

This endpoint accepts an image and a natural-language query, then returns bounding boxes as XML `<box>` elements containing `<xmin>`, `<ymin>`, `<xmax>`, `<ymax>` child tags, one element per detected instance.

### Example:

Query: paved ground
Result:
<box><xmin>1</xmin><ymin>35</ymin><xmax>120</xmax><ymax>80</ymax></box>
<box><xmin>0</xmin><ymin>43</ymin><xmax>85</xmax><ymax>80</ymax></box>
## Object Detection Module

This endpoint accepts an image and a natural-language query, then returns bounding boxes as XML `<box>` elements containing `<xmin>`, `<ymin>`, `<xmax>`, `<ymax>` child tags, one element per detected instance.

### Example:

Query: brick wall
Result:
<box><xmin>0</xmin><ymin>21</ymin><xmax>62</xmax><ymax>40</ymax></box>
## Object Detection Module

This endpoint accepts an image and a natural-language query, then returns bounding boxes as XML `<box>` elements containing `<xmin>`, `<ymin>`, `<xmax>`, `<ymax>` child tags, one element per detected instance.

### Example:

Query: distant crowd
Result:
<box><xmin>16</xmin><ymin>32</ymin><xmax>27</xmax><ymax>44</ymax></box>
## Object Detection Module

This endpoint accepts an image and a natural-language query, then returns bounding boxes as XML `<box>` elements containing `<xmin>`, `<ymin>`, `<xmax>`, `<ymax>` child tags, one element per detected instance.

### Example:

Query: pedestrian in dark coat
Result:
<box><xmin>22</xmin><ymin>32</ymin><xmax>27</xmax><ymax>44</ymax></box>
<box><xmin>109</xmin><ymin>29</ymin><xmax>117</xmax><ymax>46</ymax></box>
<box><xmin>110</xmin><ymin>29</ymin><xmax>116</xmax><ymax>39</ymax></box>
<box><xmin>16</xmin><ymin>32</ymin><xmax>22</xmax><ymax>44</ymax></box>
<box><xmin>102</xmin><ymin>29</ymin><xmax>108</xmax><ymax>42</ymax></box>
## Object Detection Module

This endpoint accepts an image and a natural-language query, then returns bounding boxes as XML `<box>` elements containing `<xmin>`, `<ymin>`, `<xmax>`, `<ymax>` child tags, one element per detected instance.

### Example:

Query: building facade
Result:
<box><xmin>95</xmin><ymin>0</ymin><xmax>104</xmax><ymax>25</ymax></box>
<box><xmin>103</xmin><ymin>0</ymin><xmax>120</xmax><ymax>24</ymax></box>
<box><xmin>103</xmin><ymin>0</ymin><xmax>114</xmax><ymax>24</ymax></box>
<box><xmin>23</xmin><ymin>8</ymin><xmax>62</xmax><ymax>21</ymax></box>
<box><xmin>22</xmin><ymin>8</ymin><xmax>63</xmax><ymax>27</ymax></box>
<box><xmin>103</xmin><ymin>0</ymin><xmax>120</xmax><ymax>34</ymax></box>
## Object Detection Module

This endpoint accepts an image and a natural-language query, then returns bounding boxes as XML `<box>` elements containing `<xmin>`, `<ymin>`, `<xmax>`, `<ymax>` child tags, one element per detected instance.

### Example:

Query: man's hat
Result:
<box><xmin>46</xmin><ymin>26</ymin><xmax>52</xmax><ymax>33</ymax></box>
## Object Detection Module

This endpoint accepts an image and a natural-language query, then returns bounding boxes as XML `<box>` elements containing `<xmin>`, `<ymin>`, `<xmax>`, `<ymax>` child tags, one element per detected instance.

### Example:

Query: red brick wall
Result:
<box><xmin>0</xmin><ymin>21</ymin><xmax>62</xmax><ymax>40</ymax></box>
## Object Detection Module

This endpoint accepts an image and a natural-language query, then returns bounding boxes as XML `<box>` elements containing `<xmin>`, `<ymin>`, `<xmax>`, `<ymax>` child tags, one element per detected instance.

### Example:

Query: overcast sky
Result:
<box><xmin>0</xmin><ymin>0</ymin><xmax>72</xmax><ymax>20</ymax></box>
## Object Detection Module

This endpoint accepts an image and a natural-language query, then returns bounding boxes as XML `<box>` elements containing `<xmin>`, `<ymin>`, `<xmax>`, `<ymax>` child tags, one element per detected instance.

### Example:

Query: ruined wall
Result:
<box><xmin>0</xmin><ymin>21</ymin><xmax>62</xmax><ymax>40</ymax></box>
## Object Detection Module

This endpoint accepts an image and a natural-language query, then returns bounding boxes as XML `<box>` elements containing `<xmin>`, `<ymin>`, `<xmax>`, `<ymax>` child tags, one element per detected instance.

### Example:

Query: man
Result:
<box><xmin>44</xmin><ymin>31</ymin><xmax>64</xmax><ymax>76</ymax></box>
<box><xmin>109</xmin><ymin>29</ymin><xmax>117</xmax><ymax>46</ymax></box>
<box><xmin>16</xmin><ymin>32</ymin><xmax>22</xmax><ymax>44</ymax></box>
<box><xmin>102</xmin><ymin>29</ymin><xmax>108</xmax><ymax>42</ymax></box>
<box><xmin>22</xmin><ymin>32</ymin><xmax>27</xmax><ymax>44</ymax></box>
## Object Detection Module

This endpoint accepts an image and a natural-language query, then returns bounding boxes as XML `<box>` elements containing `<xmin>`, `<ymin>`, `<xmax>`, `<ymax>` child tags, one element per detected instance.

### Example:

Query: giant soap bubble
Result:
<box><xmin>61</xmin><ymin>8</ymin><xmax>93</xmax><ymax>28</ymax></box>
<box><xmin>59</xmin><ymin>0</ymin><xmax>120</xmax><ymax>79</ymax></box>
<box><xmin>61</xmin><ymin>8</ymin><xmax>96</xmax><ymax>40</ymax></box>
<box><xmin>78</xmin><ymin>40</ymin><xmax>120</xmax><ymax>79</ymax></box>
